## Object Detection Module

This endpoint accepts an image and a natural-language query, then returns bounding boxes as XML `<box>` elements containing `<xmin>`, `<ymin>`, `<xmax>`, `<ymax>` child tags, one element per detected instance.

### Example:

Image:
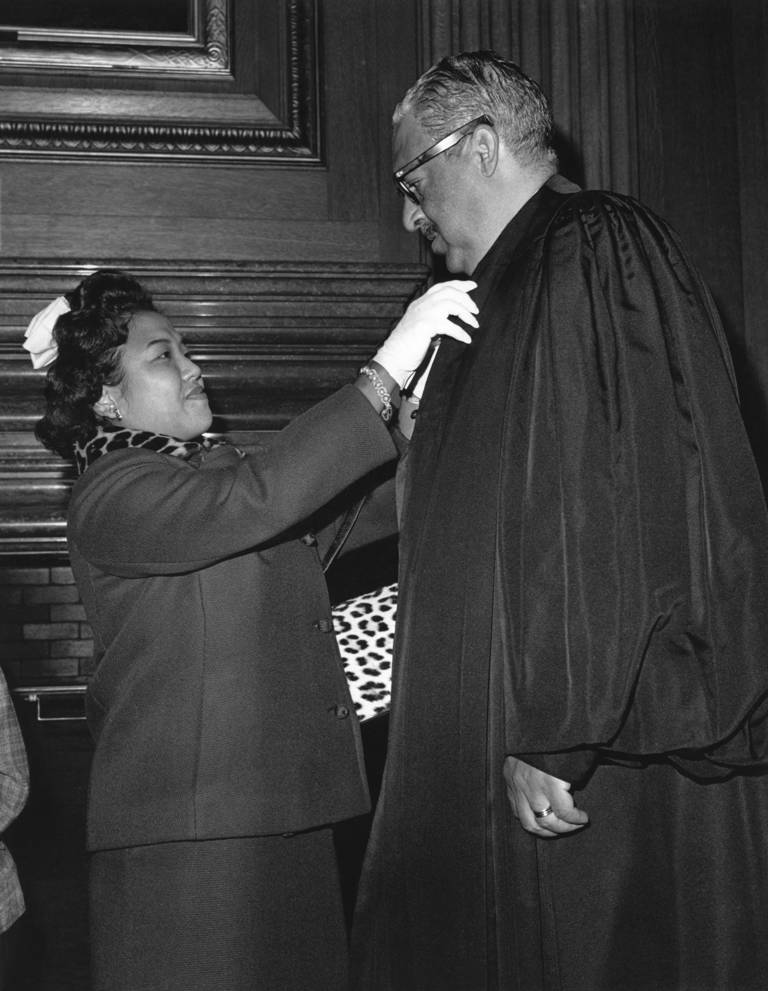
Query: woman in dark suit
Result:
<box><xmin>25</xmin><ymin>269</ymin><xmax>476</xmax><ymax>991</ymax></box>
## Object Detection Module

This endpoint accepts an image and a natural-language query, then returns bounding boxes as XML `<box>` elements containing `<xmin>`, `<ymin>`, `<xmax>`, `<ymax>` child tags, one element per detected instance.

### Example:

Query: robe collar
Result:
<box><xmin>471</xmin><ymin>174</ymin><xmax>581</xmax><ymax>301</ymax></box>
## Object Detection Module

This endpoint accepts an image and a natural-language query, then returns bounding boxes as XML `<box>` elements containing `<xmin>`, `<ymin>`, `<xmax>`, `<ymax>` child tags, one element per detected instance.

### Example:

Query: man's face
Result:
<box><xmin>392</xmin><ymin>112</ymin><xmax>482</xmax><ymax>276</ymax></box>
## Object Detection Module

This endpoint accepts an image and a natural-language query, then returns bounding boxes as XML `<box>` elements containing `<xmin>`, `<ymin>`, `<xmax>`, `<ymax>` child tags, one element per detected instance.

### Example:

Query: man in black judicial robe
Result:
<box><xmin>351</xmin><ymin>51</ymin><xmax>768</xmax><ymax>991</ymax></box>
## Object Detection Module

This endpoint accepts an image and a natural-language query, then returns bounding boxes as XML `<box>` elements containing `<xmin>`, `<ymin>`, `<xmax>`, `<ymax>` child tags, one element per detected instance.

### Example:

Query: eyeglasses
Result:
<box><xmin>393</xmin><ymin>114</ymin><xmax>493</xmax><ymax>205</ymax></box>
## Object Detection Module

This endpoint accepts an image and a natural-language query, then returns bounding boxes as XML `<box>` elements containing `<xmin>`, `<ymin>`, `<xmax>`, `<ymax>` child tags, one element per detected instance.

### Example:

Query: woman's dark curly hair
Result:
<box><xmin>35</xmin><ymin>269</ymin><xmax>157</xmax><ymax>459</ymax></box>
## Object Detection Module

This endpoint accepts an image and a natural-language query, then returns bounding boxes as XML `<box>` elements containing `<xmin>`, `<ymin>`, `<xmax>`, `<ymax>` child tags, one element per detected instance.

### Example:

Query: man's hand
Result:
<box><xmin>503</xmin><ymin>756</ymin><xmax>589</xmax><ymax>838</ymax></box>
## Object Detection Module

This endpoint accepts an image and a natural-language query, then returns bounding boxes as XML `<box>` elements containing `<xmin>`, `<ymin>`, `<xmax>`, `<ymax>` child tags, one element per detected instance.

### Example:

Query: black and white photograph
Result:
<box><xmin>1</xmin><ymin>1</ymin><xmax>768</xmax><ymax>988</ymax></box>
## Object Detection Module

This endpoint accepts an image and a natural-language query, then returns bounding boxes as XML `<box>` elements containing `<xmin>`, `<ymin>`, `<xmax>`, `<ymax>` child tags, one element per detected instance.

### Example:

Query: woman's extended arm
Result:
<box><xmin>353</xmin><ymin>280</ymin><xmax>476</xmax><ymax>420</ymax></box>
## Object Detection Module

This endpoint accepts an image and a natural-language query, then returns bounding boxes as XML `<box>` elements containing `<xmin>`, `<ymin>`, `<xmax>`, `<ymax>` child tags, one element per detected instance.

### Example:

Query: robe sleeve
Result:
<box><xmin>499</xmin><ymin>192</ymin><xmax>768</xmax><ymax>784</ymax></box>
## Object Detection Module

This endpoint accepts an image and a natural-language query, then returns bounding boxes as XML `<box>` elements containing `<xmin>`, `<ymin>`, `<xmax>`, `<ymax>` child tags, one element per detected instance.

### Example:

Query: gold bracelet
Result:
<box><xmin>359</xmin><ymin>365</ymin><xmax>393</xmax><ymax>422</ymax></box>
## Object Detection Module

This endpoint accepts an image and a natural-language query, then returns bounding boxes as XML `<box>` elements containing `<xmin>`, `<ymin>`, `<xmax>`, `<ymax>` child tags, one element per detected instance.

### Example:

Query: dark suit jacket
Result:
<box><xmin>68</xmin><ymin>385</ymin><xmax>397</xmax><ymax>851</ymax></box>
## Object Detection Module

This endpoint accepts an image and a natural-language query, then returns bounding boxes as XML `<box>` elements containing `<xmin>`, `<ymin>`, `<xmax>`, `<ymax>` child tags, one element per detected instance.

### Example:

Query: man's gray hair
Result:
<box><xmin>394</xmin><ymin>50</ymin><xmax>557</xmax><ymax>170</ymax></box>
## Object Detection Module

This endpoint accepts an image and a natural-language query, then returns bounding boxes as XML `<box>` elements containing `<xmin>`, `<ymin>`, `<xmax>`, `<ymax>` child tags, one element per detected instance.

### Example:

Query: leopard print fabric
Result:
<box><xmin>332</xmin><ymin>583</ymin><xmax>396</xmax><ymax>722</ymax></box>
<box><xmin>74</xmin><ymin>424</ymin><xmax>230</xmax><ymax>475</ymax></box>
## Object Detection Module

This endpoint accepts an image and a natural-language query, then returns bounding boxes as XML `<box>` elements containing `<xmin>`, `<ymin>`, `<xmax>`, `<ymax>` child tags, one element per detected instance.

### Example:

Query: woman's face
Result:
<box><xmin>106</xmin><ymin>311</ymin><xmax>213</xmax><ymax>440</ymax></box>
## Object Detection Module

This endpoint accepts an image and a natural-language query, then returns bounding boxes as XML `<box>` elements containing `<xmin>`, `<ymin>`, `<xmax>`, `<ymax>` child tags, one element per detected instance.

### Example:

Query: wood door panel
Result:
<box><xmin>1</xmin><ymin>163</ymin><xmax>331</xmax><ymax>221</ymax></box>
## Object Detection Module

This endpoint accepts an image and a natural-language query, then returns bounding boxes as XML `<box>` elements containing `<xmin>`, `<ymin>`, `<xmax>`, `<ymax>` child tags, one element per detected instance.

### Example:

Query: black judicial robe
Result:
<box><xmin>351</xmin><ymin>179</ymin><xmax>768</xmax><ymax>990</ymax></box>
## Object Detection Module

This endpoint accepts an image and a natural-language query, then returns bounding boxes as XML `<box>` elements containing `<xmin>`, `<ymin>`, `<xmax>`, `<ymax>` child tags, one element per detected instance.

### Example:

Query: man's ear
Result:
<box><xmin>93</xmin><ymin>388</ymin><xmax>121</xmax><ymax>420</ymax></box>
<box><xmin>473</xmin><ymin>124</ymin><xmax>500</xmax><ymax>177</ymax></box>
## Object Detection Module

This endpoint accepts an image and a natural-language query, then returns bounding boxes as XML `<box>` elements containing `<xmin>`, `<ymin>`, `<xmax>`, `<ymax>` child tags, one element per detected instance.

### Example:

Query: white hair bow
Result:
<box><xmin>23</xmin><ymin>296</ymin><xmax>71</xmax><ymax>370</ymax></box>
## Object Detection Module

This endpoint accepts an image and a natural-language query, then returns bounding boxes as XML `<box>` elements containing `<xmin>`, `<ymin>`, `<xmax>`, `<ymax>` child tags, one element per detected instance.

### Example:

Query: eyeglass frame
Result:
<box><xmin>393</xmin><ymin>114</ymin><xmax>494</xmax><ymax>204</ymax></box>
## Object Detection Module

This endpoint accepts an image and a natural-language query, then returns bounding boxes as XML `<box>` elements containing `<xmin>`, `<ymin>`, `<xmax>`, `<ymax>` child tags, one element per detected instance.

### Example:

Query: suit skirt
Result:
<box><xmin>89</xmin><ymin>828</ymin><xmax>348</xmax><ymax>991</ymax></box>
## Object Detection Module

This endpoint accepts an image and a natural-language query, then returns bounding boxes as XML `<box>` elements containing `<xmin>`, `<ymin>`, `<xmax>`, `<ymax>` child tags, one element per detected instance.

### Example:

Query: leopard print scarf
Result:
<box><xmin>74</xmin><ymin>424</ymin><xmax>224</xmax><ymax>476</ymax></box>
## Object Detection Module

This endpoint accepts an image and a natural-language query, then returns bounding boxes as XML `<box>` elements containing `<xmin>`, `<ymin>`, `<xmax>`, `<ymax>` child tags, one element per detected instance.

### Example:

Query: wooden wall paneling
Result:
<box><xmin>0</xmin><ymin>0</ymin><xmax>426</xmax><ymax>264</ymax></box>
<box><xmin>0</xmin><ymin>162</ymin><xmax>337</xmax><ymax>261</ymax></box>
<box><xmin>1</xmin><ymin>161</ymin><xmax>390</xmax><ymax>266</ymax></box>
<box><xmin>373</xmin><ymin>0</ymin><xmax>424</xmax><ymax>263</ymax></box>
<box><xmin>2</xmin><ymin>201</ymin><xmax>379</xmax><ymax>263</ymax></box>
<box><xmin>321</xmin><ymin>0</ymin><xmax>423</xmax><ymax>272</ymax></box>
<box><xmin>322</xmin><ymin>0</ymin><xmax>382</xmax><ymax>223</ymax></box>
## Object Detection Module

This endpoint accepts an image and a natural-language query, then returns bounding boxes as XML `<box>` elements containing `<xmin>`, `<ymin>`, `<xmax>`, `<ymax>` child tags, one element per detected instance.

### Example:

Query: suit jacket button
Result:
<box><xmin>300</xmin><ymin>533</ymin><xmax>317</xmax><ymax>546</ymax></box>
<box><xmin>313</xmin><ymin>618</ymin><xmax>332</xmax><ymax>633</ymax></box>
<box><xmin>334</xmin><ymin>704</ymin><xmax>350</xmax><ymax>719</ymax></box>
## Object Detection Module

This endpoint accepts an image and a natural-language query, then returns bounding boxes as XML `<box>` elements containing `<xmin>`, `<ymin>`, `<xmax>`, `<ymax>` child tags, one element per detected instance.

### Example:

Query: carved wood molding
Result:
<box><xmin>0</xmin><ymin>259</ymin><xmax>430</xmax><ymax>554</ymax></box>
<box><xmin>0</xmin><ymin>0</ymin><xmax>320</xmax><ymax>163</ymax></box>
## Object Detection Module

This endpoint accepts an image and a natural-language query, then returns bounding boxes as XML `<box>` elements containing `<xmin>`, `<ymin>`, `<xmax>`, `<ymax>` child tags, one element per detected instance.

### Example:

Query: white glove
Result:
<box><xmin>373</xmin><ymin>280</ymin><xmax>477</xmax><ymax>388</ymax></box>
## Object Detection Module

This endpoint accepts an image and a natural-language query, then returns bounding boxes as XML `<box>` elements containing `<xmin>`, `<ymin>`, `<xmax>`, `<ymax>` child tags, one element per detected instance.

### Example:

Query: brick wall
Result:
<box><xmin>0</xmin><ymin>560</ymin><xmax>93</xmax><ymax>687</ymax></box>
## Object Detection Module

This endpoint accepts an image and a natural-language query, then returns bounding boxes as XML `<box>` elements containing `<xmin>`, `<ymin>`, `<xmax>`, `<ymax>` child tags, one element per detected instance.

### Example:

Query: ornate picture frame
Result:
<box><xmin>0</xmin><ymin>0</ymin><xmax>319</xmax><ymax>163</ymax></box>
<box><xmin>0</xmin><ymin>0</ymin><xmax>221</xmax><ymax>72</ymax></box>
